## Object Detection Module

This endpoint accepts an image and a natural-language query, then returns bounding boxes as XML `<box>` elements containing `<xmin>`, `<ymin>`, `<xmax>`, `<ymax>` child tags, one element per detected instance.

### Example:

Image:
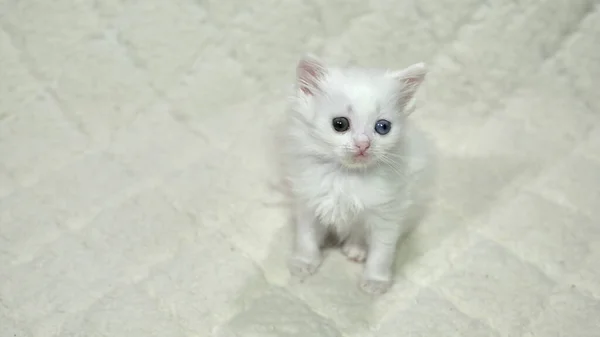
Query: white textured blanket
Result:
<box><xmin>1</xmin><ymin>0</ymin><xmax>599</xmax><ymax>336</ymax></box>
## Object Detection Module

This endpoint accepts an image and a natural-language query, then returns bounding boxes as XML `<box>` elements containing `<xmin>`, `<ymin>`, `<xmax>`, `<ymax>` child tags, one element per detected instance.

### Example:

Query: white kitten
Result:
<box><xmin>282</xmin><ymin>54</ymin><xmax>431</xmax><ymax>295</ymax></box>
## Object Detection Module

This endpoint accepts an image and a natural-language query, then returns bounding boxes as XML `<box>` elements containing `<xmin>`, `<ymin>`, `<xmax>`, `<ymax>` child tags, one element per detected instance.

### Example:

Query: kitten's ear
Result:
<box><xmin>297</xmin><ymin>54</ymin><xmax>327</xmax><ymax>96</ymax></box>
<box><xmin>388</xmin><ymin>62</ymin><xmax>427</xmax><ymax>102</ymax></box>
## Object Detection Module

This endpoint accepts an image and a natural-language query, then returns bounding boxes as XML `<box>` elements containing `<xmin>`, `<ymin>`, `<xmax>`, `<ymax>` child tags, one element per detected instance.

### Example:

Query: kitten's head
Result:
<box><xmin>290</xmin><ymin>54</ymin><xmax>427</xmax><ymax>169</ymax></box>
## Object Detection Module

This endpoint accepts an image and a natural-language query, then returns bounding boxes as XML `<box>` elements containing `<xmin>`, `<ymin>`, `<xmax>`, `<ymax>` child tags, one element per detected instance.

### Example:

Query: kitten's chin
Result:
<box><xmin>340</xmin><ymin>155</ymin><xmax>374</xmax><ymax>169</ymax></box>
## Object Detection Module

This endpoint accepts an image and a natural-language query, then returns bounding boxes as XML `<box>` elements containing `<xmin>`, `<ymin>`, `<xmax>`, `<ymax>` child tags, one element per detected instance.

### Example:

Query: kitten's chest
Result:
<box><xmin>298</xmin><ymin>169</ymin><xmax>388</xmax><ymax>226</ymax></box>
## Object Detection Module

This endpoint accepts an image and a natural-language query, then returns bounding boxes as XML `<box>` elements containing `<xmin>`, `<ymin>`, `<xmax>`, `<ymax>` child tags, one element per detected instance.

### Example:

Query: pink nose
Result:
<box><xmin>355</xmin><ymin>141</ymin><xmax>370</xmax><ymax>153</ymax></box>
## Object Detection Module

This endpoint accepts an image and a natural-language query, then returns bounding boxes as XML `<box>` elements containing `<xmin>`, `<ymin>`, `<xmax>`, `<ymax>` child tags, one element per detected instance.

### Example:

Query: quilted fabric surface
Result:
<box><xmin>1</xmin><ymin>0</ymin><xmax>599</xmax><ymax>336</ymax></box>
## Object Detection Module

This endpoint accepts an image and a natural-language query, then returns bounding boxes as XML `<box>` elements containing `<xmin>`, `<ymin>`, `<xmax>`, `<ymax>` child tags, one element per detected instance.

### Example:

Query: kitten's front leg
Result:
<box><xmin>361</xmin><ymin>214</ymin><xmax>403</xmax><ymax>294</ymax></box>
<box><xmin>342</xmin><ymin>225</ymin><xmax>367</xmax><ymax>263</ymax></box>
<box><xmin>288</xmin><ymin>205</ymin><xmax>325</xmax><ymax>278</ymax></box>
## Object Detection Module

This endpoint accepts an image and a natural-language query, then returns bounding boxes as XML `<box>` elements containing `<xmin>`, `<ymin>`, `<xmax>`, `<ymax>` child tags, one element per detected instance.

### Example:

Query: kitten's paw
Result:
<box><xmin>360</xmin><ymin>278</ymin><xmax>392</xmax><ymax>295</ymax></box>
<box><xmin>342</xmin><ymin>243</ymin><xmax>367</xmax><ymax>263</ymax></box>
<box><xmin>288</xmin><ymin>255</ymin><xmax>322</xmax><ymax>279</ymax></box>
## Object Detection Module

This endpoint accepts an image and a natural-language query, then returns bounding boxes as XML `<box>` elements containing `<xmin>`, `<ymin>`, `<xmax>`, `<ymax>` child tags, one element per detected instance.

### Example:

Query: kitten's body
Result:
<box><xmin>286</xmin><ymin>124</ymin><xmax>428</xmax><ymax>234</ymax></box>
<box><xmin>282</xmin><ymin>55</ymin><xmax>431</xmax><ymax>294</ymax></box>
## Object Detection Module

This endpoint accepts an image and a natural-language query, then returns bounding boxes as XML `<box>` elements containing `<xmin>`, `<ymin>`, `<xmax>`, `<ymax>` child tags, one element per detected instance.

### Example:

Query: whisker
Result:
<box><xmin>378</xmin><ymin>155</ymin><xmax>409</xmax><ymax>182</ymax></box>
<box><xmin>376</xmin><ymin>152</ymin><xmax>411</xmax><ymax>161</ymax></box>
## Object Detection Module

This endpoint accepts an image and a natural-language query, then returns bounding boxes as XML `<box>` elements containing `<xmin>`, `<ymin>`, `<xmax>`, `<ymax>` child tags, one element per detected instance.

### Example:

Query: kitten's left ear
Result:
<box><xmin>388</xmin><ymin>62</ymin><xmax>427</xmax><ymax>102</ymax></box>
<box><xmin>297</xmin><ymin>54</ymin><xmax>327</xmax><ymax>96</ymax></box>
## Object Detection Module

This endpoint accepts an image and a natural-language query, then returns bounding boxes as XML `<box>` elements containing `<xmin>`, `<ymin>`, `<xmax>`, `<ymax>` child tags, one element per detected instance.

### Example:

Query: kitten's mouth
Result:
<box><xmin>342</xmin><ymin>153</ymin><xmax>371</xmax><ymax>167</ymax></box>
<box><xmin>353</xmin><ymin>152</ymin><xmax>369</xmax><ymax>161</ymax></box>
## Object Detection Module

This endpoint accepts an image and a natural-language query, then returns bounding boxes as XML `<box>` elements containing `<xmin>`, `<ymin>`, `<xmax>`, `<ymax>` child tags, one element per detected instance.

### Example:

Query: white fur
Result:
<box><xmin>282</xmin><ymin>55</ymin><xmax>431</xmax><ymax>294</ymax></box>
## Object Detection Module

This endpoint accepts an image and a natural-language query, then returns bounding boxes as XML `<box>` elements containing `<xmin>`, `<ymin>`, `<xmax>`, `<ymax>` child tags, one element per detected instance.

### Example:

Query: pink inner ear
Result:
<box><xmin>399</xmin><ymin>73</ymin><xmax>425</xmax><ymax>100</ymax></box>
<box><xmin>404</xmin><ymin>77</ymin><xmax>419</xmax><ymax>85</ymax></box>
<box><xmin>300</xmin><ymin>82</ymin><xmax>313</xmax><ymax>95</ymax></box>
<box><xmin>298</xmin><ymin>58</ymin><xmax>325</xmax><ymax>96</ymax></box>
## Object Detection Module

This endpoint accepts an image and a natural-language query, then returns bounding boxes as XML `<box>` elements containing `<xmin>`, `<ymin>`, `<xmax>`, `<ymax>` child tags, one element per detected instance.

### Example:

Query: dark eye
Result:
<box><xmin>332</xmin><ymin>117</ymin><xmax>350</xmax><ymax>132</ymax></box>
<box><xmin>374</xmin><ymin>119</ymin><xmax>392</xmax><ymax>135</ymax></box>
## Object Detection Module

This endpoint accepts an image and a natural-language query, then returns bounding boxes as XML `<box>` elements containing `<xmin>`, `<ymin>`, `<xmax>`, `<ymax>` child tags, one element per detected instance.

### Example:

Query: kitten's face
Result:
<box><xmin>293</xmin><ymin>56</ymin><xmax>426</xmax><ymax>170</ymax></box>
<box><xmin>309</xmin><ymin>88</ymin><xmax>405</xmax><ymax>169</ymax></box>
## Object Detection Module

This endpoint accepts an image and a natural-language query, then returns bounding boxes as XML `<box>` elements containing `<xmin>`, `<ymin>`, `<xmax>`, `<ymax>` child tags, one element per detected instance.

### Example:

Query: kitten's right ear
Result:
<box><xmin>297</xmin><ymin>54</ymin><xmax>326</xmax><ymax>96</ymax></box>
<box><xmin>388</xmin><ymin>62</ymin><xmax>427</xmax><ymax>102</ymax></box>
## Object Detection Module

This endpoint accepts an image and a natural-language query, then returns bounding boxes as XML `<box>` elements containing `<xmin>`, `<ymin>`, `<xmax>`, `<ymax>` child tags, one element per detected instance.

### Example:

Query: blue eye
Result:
<box><xmin>374</xmin><ymin>119</ymin><xmax>391</xmax><ymax>135</ymax></box>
